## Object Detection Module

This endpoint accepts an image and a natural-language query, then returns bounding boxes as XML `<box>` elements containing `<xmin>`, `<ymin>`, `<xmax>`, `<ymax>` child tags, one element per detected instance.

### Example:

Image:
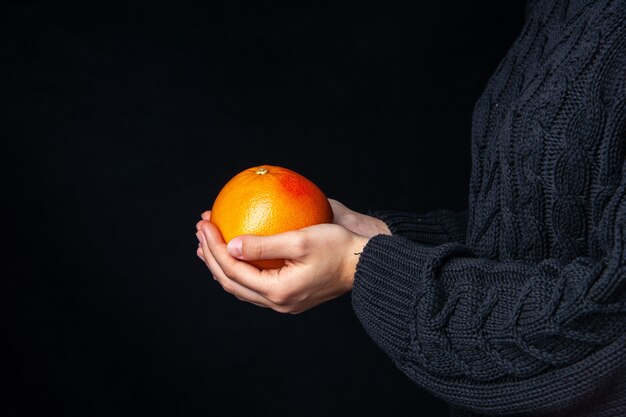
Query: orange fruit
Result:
<box><xmin>210</xmin><ymin>165</ymin><xmax>334</xmax><ymax>269</ymax></box>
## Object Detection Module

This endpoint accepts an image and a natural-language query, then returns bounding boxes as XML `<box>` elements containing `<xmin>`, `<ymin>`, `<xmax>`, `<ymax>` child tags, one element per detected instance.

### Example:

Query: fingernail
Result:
<box><xmin>227</xmin><ymin>238</ymin><xmax>243</xmax><ymax>257</ymax></box>
<box><xmin>196</xmin><ymin>231</ymin><xmax>202</xmax><ymax>243</ymax></box>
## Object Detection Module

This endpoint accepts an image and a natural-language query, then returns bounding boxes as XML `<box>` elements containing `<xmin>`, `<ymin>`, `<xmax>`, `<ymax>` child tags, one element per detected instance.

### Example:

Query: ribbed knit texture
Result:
<box><xmin>352</xmin><ymin>1</ymin><xmax>626</xmax><ymax>416</ymax></box>
<box><xmin>371</xmin><ymin>209</ymin><xmax>469</xmax><ymax>245</ymax></box>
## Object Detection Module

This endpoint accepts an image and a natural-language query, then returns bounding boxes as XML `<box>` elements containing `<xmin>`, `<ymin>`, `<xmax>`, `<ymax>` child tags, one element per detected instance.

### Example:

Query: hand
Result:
<box><xmin>329</xmin><ymin>198</ymin><xmax>391</xmax><ymax>238</ymax></box>
<box><xmin>195</xmin><ymin>211</ymin><xmax>369</xmax><ymax>314</ymax></box>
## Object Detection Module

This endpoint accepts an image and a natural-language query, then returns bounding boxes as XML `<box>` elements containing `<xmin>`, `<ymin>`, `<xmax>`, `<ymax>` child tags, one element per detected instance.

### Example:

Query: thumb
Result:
<box><xmin>227</xmin><ymin>232</ymin><xmax>306</xmax><ymax>261</ymax></box>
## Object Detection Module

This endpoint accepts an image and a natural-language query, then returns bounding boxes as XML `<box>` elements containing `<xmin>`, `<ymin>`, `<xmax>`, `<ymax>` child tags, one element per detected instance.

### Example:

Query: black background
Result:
<box><xmin>6</xmin><ymin>2</ymin><xmax>525</xmax><ymax>416</ymax></box>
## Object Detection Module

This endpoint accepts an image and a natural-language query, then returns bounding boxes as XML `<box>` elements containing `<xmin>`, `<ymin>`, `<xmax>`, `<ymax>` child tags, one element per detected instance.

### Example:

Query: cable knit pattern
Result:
<box><xmin>352</xmin><ymin>1</ymin><xmax>626</xmax><ymax>416</ymax></box>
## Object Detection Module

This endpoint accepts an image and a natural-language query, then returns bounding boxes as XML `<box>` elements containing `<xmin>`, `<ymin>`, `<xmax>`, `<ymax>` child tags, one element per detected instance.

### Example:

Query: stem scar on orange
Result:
<box><xmin>210</xmin><ymin>165</ymin><xmax>334</xmax><ymax>269</ymax></box>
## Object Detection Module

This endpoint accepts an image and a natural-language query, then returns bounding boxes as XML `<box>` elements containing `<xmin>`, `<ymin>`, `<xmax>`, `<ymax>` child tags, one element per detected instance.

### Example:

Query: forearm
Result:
<box><xmin>352</xmin><ymin>234</ymin><xmax>626</xmax><ymax>415</ymax></box>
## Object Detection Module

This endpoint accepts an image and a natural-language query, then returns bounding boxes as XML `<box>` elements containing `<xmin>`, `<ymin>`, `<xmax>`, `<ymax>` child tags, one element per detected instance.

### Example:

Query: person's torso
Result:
<box><xmin>466</xmin><ymin>0</ymin><xmax>626</xmax><ymax>265</ymax></box>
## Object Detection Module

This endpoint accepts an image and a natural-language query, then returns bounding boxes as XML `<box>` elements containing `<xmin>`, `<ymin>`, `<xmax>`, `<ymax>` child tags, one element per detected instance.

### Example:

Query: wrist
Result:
<box><xmin>342</xmin><ymin>234</ymin><xmax>370</xmax><ymax>291</ymax></box>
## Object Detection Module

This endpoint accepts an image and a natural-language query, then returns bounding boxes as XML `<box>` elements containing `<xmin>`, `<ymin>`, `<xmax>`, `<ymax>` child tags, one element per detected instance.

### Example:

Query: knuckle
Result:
<box><xmin>269</xmin><ymin>290</ymin><xmax>289</xmax><ymax>306</ymax></box>
<box><xmin>293</xmin><ymin>233</ymin><xmax>309</xmax><ymax>253</ymax></box>
<box><xmin>219</xmin><ymin>258</ymin><xmax>238</xmax><ymax>277</ymax></box>
<box><xmin>272</xmin><ymin>304</ymin><xmax>293</xmax><ymax>314</ymax></box>
<box><xmin>247</xmin><ymin>239</ymin><xmax>265</xmax><ymax>260</ymax></box>
<box><xmin>220</xmin><ymin>281</ymin><xmax>234</xmax><ymax>294</ymax></box>
<box><xmin>220</xmin><ymin>263</ymin><xmax>233</xmax><ymax>277</ymax></box>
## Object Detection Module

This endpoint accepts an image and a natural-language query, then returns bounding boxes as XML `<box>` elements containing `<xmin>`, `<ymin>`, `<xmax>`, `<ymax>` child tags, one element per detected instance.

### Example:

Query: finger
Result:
<box><xmin>201</xmin><ymin>223</ymin><xmax>277</xmax><ymax>296</ymax></box>
<box><xmin>196</xmin><ymin>231</ymin><xmax>206</xmax><ymax>261</ymax></box>
<box><xmin>196</xmin><ymin>219</ymin><xmax>209</xmax><ymax>231</ymax></box>
<box><xmin>328</xmin><ymin>198</ymin><xmax>343</xmax><ymax>209</ymax></box>
<box><xmin>226</xmin><ymin>230</ymin><xmax>309</xmax><ymax>262</ymax></box>
<box><xmin>199</xmin><ymin>227</ymin><xmax>273</xmax><ymax>308</ymax></box>
<box><xmin>328</xmin><ymin>198</ymin><xmax>348</xmax><ymax>214</ymax></box>
<box><xmin>204</xmin><ymin>247</ymin><xmax>268</xmax><ymax>307</ymax></box>
<box><xmin>197</xmin><ymin>245</ymin><xmax>205</xmax><ymax>261</ymax></box>
<box><xmin>201</xmin><ymin>210</ymin><xmax>211</xmax><ymax>221</ymax></box>
<box><xmin>328</xmin><ymin>199</ymin><xmax>357</xmax><ymax>230</ymax></box>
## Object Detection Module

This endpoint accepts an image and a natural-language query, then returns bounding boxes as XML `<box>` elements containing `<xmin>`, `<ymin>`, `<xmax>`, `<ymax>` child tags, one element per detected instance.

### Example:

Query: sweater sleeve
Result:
<box><xmin>370</xmin><ymin>209</ymin><xmax>468</xmax><ymax>245</ymax></box>
<box><xmin>352</xmin><ymin>182</ymin><xmax>626</xmax><ymax>415</ymax></box>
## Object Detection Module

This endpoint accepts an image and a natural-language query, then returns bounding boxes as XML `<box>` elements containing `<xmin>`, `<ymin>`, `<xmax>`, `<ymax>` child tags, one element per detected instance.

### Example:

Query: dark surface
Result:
<box><xmin>5</xmin><ymin>2</ymin><xmax>525</xmax><ymax>416</ymax></box>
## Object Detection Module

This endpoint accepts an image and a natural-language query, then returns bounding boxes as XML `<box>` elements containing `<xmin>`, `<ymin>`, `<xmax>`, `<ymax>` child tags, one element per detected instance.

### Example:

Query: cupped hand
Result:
<box><xmin>328</xmin><ymin>198</ymin><xmax>391</xmax><ymax>238</ymax></box>
<box><xmin>195</xmin><ymin>211</ymin><xmax>369</xmax><ymax>314</ymax></box>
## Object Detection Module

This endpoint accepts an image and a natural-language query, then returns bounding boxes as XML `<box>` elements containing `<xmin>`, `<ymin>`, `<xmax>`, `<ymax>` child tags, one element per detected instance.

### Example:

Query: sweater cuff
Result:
<box><xmin>351</xmin><ymin>234</ymin><xmax>436</xmax><ymax>363</ymax></box>
<box><xmin>371</xmin><ymin>209</ymin><xmax>467</xmax><ymax>245</ymax></box>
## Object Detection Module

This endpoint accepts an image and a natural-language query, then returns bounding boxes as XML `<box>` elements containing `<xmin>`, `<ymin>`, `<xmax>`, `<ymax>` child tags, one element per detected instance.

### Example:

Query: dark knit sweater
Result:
<box><xmin>352</xmin><ymin>1</ymin><xmax>626</xmax><ymax>416</ymax></box>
